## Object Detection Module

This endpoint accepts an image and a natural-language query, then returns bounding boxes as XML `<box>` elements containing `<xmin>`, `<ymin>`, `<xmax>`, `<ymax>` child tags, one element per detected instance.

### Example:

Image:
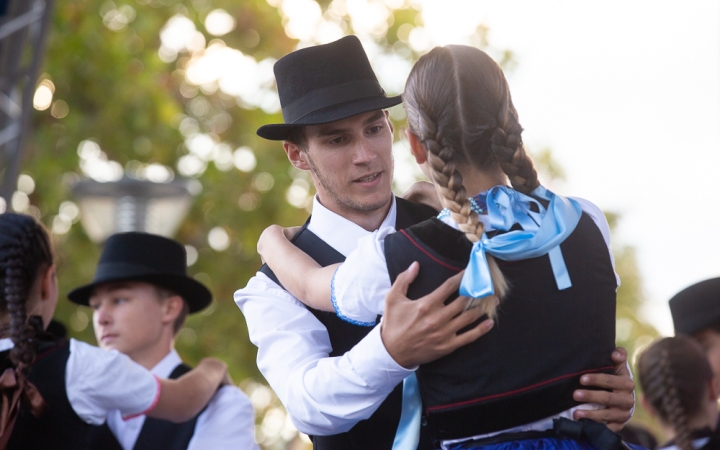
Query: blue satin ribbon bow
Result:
<box><xmin>459</xmin><ymin>185</ymin><xmax>583</xmax><ymax>299</ymax></box>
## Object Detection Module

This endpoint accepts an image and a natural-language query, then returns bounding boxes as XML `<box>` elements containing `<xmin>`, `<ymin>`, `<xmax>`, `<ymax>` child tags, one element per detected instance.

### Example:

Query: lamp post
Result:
<box><xmin>71</xmin><ymin>177</ymin><xmax>200</xmax><ymax>243</ymax></box>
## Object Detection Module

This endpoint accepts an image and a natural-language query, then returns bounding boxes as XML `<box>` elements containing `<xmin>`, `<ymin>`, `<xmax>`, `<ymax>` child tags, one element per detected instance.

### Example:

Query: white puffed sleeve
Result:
<box><xmin>331</xmin><ymin>226</ymin><xmax>395</xmax><ymax>326</ymax></box>
<box><xmin>66</xmin><ymin>339</ymin><xmax>160</xmax><ymax>425</ymax></box>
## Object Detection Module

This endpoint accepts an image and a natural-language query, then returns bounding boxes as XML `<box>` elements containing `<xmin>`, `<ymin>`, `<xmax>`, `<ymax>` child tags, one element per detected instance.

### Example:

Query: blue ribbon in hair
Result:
<box><xmin>459</xmin><ymin>185</ymin><xmax>583</xmax><ymax>299</ymax></box>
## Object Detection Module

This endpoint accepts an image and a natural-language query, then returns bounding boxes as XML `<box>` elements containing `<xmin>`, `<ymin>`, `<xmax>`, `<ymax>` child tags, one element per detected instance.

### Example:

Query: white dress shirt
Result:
<box><xmin>234</xmin><ymin>195</ymin><xmax>415</xmax><ymax>436</ymax></box>
<box><xmin>0</xmin><ymin>338</ymin><xmax>159</xmax><ymax>424</ymax></box>
<box><xmin>106</xmin><ymin>349</ymin><xmax>259</xmax><ymax>450</ymax></box>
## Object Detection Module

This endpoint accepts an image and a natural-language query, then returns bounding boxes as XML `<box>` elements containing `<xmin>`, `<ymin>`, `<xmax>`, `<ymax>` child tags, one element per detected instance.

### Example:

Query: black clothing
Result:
<box><xmin>383</xmin><ymin>213</ymin><xmax>617</xmax><ymax>443</ymax></box>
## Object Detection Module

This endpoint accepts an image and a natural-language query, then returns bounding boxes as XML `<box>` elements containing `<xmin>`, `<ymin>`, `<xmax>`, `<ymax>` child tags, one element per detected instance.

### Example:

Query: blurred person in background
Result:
<box><xmin>68</xmin><ymin>232</ymin><xmax>258</xmax><ymax>450</ymax></box>
<box><xmin>637</xmin><ymin>336</ymin><xmax>720</xmax><ymax>450</ymax></box>
<box><xmin>0</xmin><ymin>213</ymin><xmax>228</xmax><ymax>449</ymax></box>
<box><xmin>235</xmin><ymin>35</ymin><xmax>635</xmax><ymax>450</ymax></box>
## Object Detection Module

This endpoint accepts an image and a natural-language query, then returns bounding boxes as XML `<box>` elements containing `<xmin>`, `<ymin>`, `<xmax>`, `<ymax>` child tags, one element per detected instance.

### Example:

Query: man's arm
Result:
<box><xmin>235</xmin><ymin>268</ymin><xmax>491</xmax><ymax>435</ymax></box>
<box><xmin>573</xmin><ymin>347</ymin><xmax>635</xmax><ymax>431</ymax></box>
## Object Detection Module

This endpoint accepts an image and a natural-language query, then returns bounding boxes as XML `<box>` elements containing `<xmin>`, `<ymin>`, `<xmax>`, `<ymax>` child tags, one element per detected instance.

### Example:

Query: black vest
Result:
<box><xmin>384</xmin><ymin>214</ymin><xmax>617</xmax><ymax>443</ymax></box>
<box><xmin>88</xmin><ymin>363</ymin><xmax>201</xmax><ymax>450</ymax></box>
<box><xmin>260</xmin><ymin>197</ymin><xmax>437</xmax><ymax>450</ymax></box>
<box><xmin>7</xmin><ymin>341</ymin><xmax>121</xmax><ymax>450</ymax></box>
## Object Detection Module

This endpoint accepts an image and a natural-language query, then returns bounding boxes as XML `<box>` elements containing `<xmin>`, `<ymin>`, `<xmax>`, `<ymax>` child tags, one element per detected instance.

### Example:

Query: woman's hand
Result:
<box><xmin>257</xmin><ymin>225</ymin><xmax>286</xmax><ymax>260</ymax></box>
<box><xmin>402</xmin><ymin>181</ymin><xmax>442</xmax><ymax>212</ymax></box>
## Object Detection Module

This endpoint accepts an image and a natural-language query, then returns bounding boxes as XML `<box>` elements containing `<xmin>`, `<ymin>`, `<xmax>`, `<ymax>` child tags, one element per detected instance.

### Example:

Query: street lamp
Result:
<box><xmin>71</xmin><ymin>176</ymin><xmax>200</xmax><ymax>243</ymax></box>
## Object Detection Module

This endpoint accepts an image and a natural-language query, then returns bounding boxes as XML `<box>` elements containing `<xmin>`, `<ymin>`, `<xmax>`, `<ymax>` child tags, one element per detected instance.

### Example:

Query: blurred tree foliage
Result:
<box><xmin>16</xmin><ymin>0</ymin><xmax>658</xmax><ymax>447</ymax></box>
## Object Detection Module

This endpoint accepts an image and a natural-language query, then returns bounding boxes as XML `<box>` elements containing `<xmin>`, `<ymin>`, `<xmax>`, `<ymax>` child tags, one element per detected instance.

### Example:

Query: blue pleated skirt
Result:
<box><xmin>446</xmin><ymin>437</ymin><xmax>648</xmax><ymax>450</ymax></box>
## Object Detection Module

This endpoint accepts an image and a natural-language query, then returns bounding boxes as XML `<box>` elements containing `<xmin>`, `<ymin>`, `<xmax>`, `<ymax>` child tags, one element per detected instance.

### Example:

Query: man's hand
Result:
<box><xmin>381</xmin><ymin>262</ymin><xmax>494</xmax><ymax>368</ymax></box>
<box><xmin>572</xmin><ymin>347</ymin><xmax>635</xmax><ymax>431</ymax></box>
<box><xmin>402</xmin><ymin>181</ymin><xmax>442</xmax><ymax>212</ymax></box>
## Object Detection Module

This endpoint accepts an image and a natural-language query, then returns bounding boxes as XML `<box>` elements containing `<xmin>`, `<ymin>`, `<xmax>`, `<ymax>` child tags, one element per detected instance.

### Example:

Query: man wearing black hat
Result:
<box><xmin>235</xmin><ymin>35</ymin><xmax>635</xmax><ymax>449</ymax></box>
<box><xmin>670</xmin><ymin>277</ymin><xmax>720</xmax><ymax>393</ymax></box>
<box><xmin>70</xmin><ymin>232</ymin><xmax>258</xmax><ymax>450</ymax></box>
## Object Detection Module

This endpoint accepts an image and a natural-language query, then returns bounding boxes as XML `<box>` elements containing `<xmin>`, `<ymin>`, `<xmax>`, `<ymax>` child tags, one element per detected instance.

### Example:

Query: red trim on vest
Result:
<box><xmin>426</xmin><ymin>365</ymin><xmax>616</xmax><ymax>412</ymax></box>
<box><xmin>400</xmin><ymin>229</ymin><xmax>464</xmax><ymax>271</ymax></box>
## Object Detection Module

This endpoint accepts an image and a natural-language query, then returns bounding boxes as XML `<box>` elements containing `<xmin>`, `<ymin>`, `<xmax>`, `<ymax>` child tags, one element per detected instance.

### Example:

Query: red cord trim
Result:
<box><xmin>399</xmin><ymin>230</ymin><xmax>464</xmax><ymax>271</ymax></box>
<box><xmin>426</xmin><ymin>365</ymin><xmax>616</xmax><ymax>412</ymax></box>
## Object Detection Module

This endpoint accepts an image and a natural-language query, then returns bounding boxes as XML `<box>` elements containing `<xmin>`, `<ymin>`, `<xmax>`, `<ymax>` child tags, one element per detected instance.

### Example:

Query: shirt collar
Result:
<box><xmin>151</xmin><ymin>349</ymin><xmax>182</xmax><ymax>377</ymax></box>
<box><xmin>307</xmin><ymin>195</ymin><xmax>397</xmax><ymax>257</ymax></box>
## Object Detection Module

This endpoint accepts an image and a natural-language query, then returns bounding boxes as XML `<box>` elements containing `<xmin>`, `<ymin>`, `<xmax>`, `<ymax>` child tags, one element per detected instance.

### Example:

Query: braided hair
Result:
<box><xmin>403</xmin><ymin>45</ymin><xmax>540</xmax><ymax>318</ymax></box>
<box><xmin>637</xmin><ymin>336</ymin><xmax>714</xmax><ymax>450</ymax></box>
<box><xmin>0</xmin><ymin>213</ymin><xmax>54</xmax><ymax>367</ymax></box>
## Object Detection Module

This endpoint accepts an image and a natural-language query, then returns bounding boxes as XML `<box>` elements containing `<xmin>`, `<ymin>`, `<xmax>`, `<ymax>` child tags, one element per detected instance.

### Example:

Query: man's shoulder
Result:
<box><xmin>394</xmin><ymin>196</ymin><xmax>438</xmax><ymax>228</ymax></box>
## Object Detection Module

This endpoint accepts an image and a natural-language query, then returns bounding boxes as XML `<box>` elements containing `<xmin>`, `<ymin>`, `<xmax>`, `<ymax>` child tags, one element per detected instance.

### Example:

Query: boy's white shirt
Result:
<box><xmin>106</xmin><ymin>348</ymin><xmax>259</xmax><ymax>450</ymax></box>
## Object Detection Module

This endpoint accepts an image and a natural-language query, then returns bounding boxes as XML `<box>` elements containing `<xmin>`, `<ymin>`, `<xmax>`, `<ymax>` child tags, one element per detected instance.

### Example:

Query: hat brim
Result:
<box><xmin>257</xmin><ymin>94</ymin><xmax>402</xmax><ymax>141</ymax></box>
<box><xmin>68</xmin><ymin>273</ymin><xmax>212</xmax><ymax>314</ymax></box>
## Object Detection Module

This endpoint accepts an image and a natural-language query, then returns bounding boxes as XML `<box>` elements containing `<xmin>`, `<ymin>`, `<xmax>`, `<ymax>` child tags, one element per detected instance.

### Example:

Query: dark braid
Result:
<box><xmin>0</xmin><ymin>213</ymin><xmax>54</xmax><ymax>367</ymax></box>
<box><xmin>638</xmin><ymin>336</ymin><xmax>713</xmax><ymax>450</ymax></box>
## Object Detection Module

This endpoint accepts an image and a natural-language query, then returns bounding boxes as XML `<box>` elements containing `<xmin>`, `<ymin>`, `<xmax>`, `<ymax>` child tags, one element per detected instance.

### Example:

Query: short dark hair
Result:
<box><xmin>154</xmin><ymin>286</ymin><xmax>189</xmax><ymax>334</ymax></box>
<box><xmin>285</xmin><ymin>127</ymin><xmax>308</xmax><ymax>151</ymax></box>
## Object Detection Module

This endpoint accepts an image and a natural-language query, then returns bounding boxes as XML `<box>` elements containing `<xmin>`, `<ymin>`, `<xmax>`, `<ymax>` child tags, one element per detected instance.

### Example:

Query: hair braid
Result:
<box><xmin>638</xmin><ymin>336</ymin><xmax>713</xmax><ymax>450</ymax></box>
<box><xmin>0</xmin><ymin>213</ymin><xmax>54</xmax><ymax>368</ymax></box>
<box><xmin>490</xmin><ymin>97</ymin><xmax>540</xmax><ymax>195</ymax></box>
<box><xmin>415</xmin><ymin>106</ymin><xmax>508</xmax><ymax>318</ymax></box>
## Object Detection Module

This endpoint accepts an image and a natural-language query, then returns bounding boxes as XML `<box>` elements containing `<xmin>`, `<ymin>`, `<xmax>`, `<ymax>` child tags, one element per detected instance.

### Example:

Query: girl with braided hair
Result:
<box><xmin>0</xmin><ymin>213</ymin><xmax>228</xmax><ymax>449</ymax></box>
<box><xmin>259</xmin><ymin>45</ymin><xmax>623</xmax><ymax>449</ymax></box>
<box><xmin>638</xmin><ymin>336</ymin><xmax>719</xmax><ymax>450</ymax></box>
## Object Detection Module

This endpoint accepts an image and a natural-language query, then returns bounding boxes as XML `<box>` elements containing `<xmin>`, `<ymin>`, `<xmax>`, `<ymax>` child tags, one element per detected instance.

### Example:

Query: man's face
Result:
<box><xmin>89</xmin><ymin>281</ymin><xmax>167</xmax><ymax>360</ymax></box>
<box><xmin>286</xmin><ymin>110</ymin><xmax>394</xmax><ymax>217</ymax></box>
<box><xmin>694</xmin><ymin>328</ymin><xmax>720</xmax><ymax>392</ymax></box>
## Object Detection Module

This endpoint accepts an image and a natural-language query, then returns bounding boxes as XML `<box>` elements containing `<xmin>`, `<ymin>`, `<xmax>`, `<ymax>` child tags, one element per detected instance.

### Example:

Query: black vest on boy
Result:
<box><xmin>6</xmin><ymin>341</ymin><xmax>123</xmax><ymax>450</ymax></box>
<box><xmin>383</xmin><ymin>213</ymin><xmax>617</xmax><ymax>445</ymax></box>
<box><xmin>87</xmin><ymin>363</ymin><xmax>202</xmax><ymax>450</ymax></box>
<box><xmin>260</xmin><ymin>197</ymin><xmax>437</xmax><ymax>450</ymax></box>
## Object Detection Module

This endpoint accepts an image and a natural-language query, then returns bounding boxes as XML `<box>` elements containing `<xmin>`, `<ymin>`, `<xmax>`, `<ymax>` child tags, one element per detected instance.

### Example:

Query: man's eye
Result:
<box><xmin>328</xmin><ymin>136</ymin><xmax>344</xmax><ymax>145</ymax></box>
<box><xmin>368</xmin><ymin>125</ymin><xmax>383</xmax><ymax>134</ymax></box>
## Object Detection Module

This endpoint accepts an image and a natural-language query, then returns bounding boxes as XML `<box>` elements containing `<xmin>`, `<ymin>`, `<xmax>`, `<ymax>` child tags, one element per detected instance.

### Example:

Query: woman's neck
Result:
<box><xmin>455</xmin><ymin>165</ymin><xmax>509</xmax><ymax>198</ymax></box>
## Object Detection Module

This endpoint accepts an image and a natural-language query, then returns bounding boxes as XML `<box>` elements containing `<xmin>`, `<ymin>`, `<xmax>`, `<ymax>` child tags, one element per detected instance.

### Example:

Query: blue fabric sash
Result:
<box><xmin>392</xmin><ymin>373</ymin><xmax>422</xmax><ymax>450</ymax></box>
<box><xmin>459</xmin><ymin>185</ymin><xmax>582</xmax><ymax>299</ymax></box>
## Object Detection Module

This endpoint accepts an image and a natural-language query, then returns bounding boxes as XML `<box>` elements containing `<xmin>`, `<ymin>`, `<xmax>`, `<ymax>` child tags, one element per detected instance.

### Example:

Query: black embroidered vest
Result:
<box><xmin>383</xmin><ymin>214</ymin><xmax>617</xmax><ymax>443</ymax></box>
<box><xmin>260</xmin><ymin>197</ymin><xmax>437</xmax><ymax>450</ymax></box>
<box><xmin>7</xmin><ymin>341</ymin><xmax>121</xmax><ymax>450</ymax></box>
<box><xmin>88</xmin><ymin>363</ymin><xmax>201</xmax><ymax>450</ymax></box>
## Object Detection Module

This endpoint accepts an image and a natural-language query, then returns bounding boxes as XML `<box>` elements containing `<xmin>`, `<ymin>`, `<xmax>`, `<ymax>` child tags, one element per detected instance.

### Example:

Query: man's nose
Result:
<box><xmin>352</xmin><ymin>139</ymin><xmax>377</xmax><ymax>165</ymax></box>
<box><xmin>95</xmin><ymin>303</ymin><xmax>112</xmax><ymax>325</ymax></box>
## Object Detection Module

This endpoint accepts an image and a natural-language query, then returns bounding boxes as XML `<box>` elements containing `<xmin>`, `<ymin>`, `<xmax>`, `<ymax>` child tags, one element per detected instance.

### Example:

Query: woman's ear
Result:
<box><xmin>406</xmin><ymin>130</ymin><xmax>427</xmax><ymax>164</ymax></box>
<box><xmin>40</xmin><ymin>264</ymin><xmax>58</xmax><ymax>303</ymax></box>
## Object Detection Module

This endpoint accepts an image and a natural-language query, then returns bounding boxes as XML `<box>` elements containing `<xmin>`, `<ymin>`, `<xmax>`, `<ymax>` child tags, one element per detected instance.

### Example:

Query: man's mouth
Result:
<box><xmin>101</xmin><ymin>334</ymin><xmax>117</xmax><ymax>343</ymax></box>
<box><xmin>354</xmin><ymin>172</ymin><xmax>381</xmax><ymax>183</ymax></box>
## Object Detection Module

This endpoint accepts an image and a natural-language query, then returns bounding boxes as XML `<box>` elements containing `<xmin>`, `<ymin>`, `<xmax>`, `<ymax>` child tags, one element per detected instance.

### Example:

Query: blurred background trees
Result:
<box><xmin>8</xmin><ymin>0</ymin><xmax>658</xmax><ymax>447</ymax></box>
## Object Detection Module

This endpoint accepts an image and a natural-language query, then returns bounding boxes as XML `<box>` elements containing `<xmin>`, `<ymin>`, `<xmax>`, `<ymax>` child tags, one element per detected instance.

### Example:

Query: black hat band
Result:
<box><xmin>283</xmin><ymin>79</ymin><xmax>385</xmax><ymax>123</ymax></box>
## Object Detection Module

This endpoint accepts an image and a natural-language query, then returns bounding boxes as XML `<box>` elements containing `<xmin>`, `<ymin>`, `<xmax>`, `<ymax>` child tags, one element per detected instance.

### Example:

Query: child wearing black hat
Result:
<box><xmin>0</xmin><ymin>213</ymin><xmax>227</xmax><ymax>449</ymax></box>
<box><xmin>68</xmin><ymin>232</ymin><xmax>258</xmax><ymax>450</ymax></box>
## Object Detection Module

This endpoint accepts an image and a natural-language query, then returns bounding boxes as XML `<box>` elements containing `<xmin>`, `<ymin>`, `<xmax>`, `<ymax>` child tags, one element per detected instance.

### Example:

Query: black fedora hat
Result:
<box><xmin>257</xmin><ymin>35</ymin><xmax>402</xmax><ymax>141</ymax></box>
<box><xmin>669</xmin><ymin>277</ymin><xmax>720</xmax><ymax>335</ymax></box>
<box><xmin>68</xmin><ymin>232</ymin><xmax>211</xmax><ymax>313</ymax></box>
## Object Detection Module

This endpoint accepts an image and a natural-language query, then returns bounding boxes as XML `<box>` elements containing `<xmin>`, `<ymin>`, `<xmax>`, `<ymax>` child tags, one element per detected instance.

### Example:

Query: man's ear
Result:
<box><xmin>161</xmin><ymin>295</ymin><xmax>184</xmax><ymax>324</ymax></box>
<box><xmin>406</xmin><ymin>130</ymin><xmax>427</xmax><ymax>164</ymax></box>
<box><xmin>283</xmin><ymin>141</ymin><xmax>312</xmax><ymax>171</ymax></box>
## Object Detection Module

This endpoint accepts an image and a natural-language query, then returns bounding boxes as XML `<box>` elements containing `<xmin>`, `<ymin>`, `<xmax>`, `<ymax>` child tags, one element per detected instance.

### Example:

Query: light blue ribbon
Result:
<box><xmin>459</xmin><ymin>185</ymin><xmax>582</xmax><ymax>299</ymax></box>
<box><xmin>392</xmin><ymin>373</ymin><xmax>422</xmax><ymax>450</ymax></box>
